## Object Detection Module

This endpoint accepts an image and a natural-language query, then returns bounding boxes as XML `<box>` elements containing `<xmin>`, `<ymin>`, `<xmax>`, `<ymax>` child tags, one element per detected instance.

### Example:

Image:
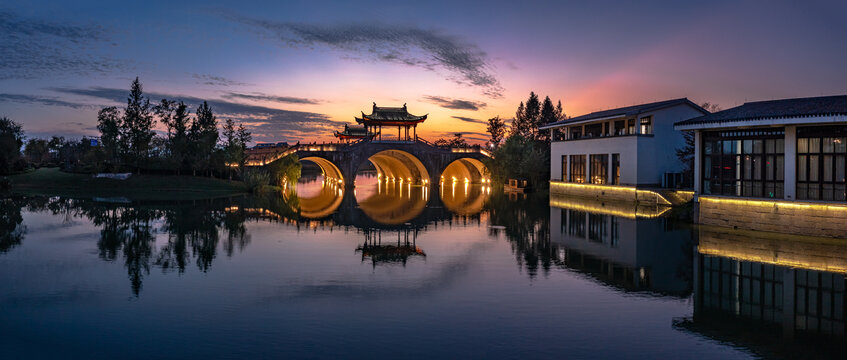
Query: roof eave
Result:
<box><xmin>674</xmin><ymin>114</ymin><xmax>847</xmax><ymax>131</ymax></box>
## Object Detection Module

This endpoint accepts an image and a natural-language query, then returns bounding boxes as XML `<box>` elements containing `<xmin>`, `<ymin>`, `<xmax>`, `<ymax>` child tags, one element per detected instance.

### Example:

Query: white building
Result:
<box><xmin>541</xmin><ymin>98</ymin><xmax>707</xmax><ymax>187</ymax></box>
<box><xmin>674</xmin><ymin>94</ymin><xmax>847</xmax><ymax>238</ymax></box>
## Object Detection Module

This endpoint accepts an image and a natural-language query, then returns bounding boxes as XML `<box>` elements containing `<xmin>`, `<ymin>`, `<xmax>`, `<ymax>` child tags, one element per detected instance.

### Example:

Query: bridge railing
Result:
<box><xmin>246</xmin><ymin>138</ymin><xmax>492</xmax><ymax>166</ymax></box>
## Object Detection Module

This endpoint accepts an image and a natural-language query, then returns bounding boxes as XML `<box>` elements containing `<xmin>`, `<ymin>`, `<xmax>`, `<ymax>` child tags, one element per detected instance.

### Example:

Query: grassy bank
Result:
<box><xmin>7</xmin><ymin>167</ymin><xmax>248</xmax><ymax>201</ymax></box>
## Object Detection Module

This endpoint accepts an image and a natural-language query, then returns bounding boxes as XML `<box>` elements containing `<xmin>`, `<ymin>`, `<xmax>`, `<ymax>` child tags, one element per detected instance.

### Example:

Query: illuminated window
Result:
<box><xmin>569</xmin><ymin>155</ymin><xmax>586</xmax><ymax>183</ymax></box>
<box><xmin>612</xmin><ymin>154</ymin><xmax>620</xmax><ymax>185</ymax></box>
<box><xmin>797</xmin><ymin>126</ymin><xmax>847</xmax><ymax>201</ymax></box>
<box><xmin>702</xmin><ymin>128</ymin><xmax>784</xmax><ymax>198</ymax></box>
<box><xmin>640</xmin><ymin>116</ymin><xmax>652</xmax><ymax>135</ymax></box>
<box><xmin>590</xmin><ymin>154</ymin><xmax>608</xmax><ymax>184</ymax></box>
<box><xmin>561</xmin><ymin>155</ymin><xmax>567</xmax><ymax>181</ymax></box>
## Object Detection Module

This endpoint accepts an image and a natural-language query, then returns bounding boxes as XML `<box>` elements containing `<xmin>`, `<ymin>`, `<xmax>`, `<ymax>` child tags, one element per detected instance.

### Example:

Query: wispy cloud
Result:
<box><xmin>228</xmin><ymin>16</ymin><xmax>504</xmax><ymax>98</ymax></box>
<box><xmin>0</xmin><ymin>11</ymin><xmax>128</xmax><ymax>80</ymax></box>
<box><xmin>223</xmin><ymin>92</ymin><xmax>320</xmax><ymax>105</ymax></box>
<box><xmin>0</xmin><ymin>93</ymin><xmax>98</xmax><ymax>109</ymax></box>
<box><xmin>451</xmin><ymin>116</ymin><xmax>485</xmax><ymax>124</ymax></box>
<box><xmin>190</xmin><ymin>74</ymin><xmax>249</xmax><ymax>87</ymax></box>
<box><xmin>422</xmin><ymin>95</ymin><xmax>486</xmax><ymax>111</ymax></box>
<box><xmin>47</xmin><ymin>87</ymin><xmax>344</xmax><ymax>141</ymax></box>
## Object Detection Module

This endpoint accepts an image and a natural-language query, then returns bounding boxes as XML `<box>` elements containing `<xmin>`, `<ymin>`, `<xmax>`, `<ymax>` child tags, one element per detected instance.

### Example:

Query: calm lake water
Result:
<box><xmin>1</xmin><ymin>174</ymin><xmax>846</xmax><ymax>359</ymax></box>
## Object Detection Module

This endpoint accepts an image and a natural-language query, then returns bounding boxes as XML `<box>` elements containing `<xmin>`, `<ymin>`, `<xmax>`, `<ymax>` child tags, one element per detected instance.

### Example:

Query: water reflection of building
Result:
<box><xmin>677</xmin><ymin>226</ymin><xmax>847</xmax><ymax>357</ymax></box>
<box><xmin>549</xmin><ymin>194</ymin><xmax>692</xmax><ymax>296</ymax></box>
<box><xmin>355</xmin><ymin>228</ymin><xmax>425</xmax><ymax>267</ymax></box>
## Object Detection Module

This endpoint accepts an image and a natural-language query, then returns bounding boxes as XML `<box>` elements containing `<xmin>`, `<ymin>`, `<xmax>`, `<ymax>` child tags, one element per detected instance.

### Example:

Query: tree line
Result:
<box><xmin>0</xmin><ymin>78</ymin><xmax>254</xmax><ymax>179</ymax></box>
<box><xmin>97</xmin><ymin>77</ymin><xmax>252</xmax><ymax>177</ymax></box>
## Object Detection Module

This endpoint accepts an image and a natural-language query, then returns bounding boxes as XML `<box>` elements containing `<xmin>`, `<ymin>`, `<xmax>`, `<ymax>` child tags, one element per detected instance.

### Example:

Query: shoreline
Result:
<box><xmin>5</xmin><ymin>167</ymin><xmax>249</xmax><ymax>201</ymax></box>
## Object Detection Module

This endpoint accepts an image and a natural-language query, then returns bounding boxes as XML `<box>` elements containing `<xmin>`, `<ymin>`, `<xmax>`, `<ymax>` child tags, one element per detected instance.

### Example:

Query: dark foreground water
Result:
<box><xmin>1</xmin><ymin>175</ymin><xmax>845</xmax><ymax>359</ymax></box>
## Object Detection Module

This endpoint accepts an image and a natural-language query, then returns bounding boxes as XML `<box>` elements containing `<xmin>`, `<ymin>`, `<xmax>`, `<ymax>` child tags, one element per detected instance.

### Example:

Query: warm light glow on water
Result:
<box><xmin>1</xmin><ymin>188</ymin><xmax>846</xmax><ymax>358</ymax></box>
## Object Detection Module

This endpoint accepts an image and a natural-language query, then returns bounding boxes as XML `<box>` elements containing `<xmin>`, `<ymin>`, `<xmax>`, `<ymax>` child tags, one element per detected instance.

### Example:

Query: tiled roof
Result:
<box><xmin>675</xmin><ymin>95</ymin><xmax>847</xmax><ymax>127</ymax></box>
<box><xmin>357</xmin><ymin>103</ymin><xmax>427</xmax><ymax>122</ymax></box>
<box><xmin>540</xmin><ymin>98</ymin><xmax>705</xmax><ymax>129</ymax></box>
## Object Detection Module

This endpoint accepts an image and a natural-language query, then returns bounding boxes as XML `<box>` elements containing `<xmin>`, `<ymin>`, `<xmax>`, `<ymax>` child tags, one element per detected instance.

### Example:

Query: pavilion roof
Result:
<box><xmin>356</xmin><ymin>103</ymin><xmax>427</xmax><ymax>123</ymax></box>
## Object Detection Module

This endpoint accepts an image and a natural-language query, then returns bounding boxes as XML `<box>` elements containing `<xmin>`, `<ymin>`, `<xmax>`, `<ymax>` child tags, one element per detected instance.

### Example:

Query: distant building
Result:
<box><xmin>334</xmin><ymin>124</ymin><xmax>370</xmax><ymax>142</ymax></box>
<box><xmin>674</xmin><ymin>94</ymin><xmax>847</xmax><ymax>237</ymax></box>
<box><xmin>541</xmin><ymin>98</ymin><xmax>707</xmax><ymax>204</ymax></box>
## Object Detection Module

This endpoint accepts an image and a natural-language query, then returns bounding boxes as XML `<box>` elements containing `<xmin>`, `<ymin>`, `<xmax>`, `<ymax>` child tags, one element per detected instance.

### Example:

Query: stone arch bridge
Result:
<box><xmin>246</xmin><ymin>139</ymin><xmax>491</xmax><ymax>186</ymax></box>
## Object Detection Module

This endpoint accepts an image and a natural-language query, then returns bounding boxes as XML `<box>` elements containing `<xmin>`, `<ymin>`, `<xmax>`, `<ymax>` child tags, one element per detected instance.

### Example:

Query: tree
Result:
<box><xmin>512</xmin><ymin>102</ymin><xmax>529</xmax><ymax>138</ymax></box>
<box><xmin>554</xmin><ymin>100</ymin><xmax>567</xmax><ymax>121</ymax></box>
<box><xmin>168</xmin><ymin>101</ymin><xmax>191</xmax><ymax>173</ymax></box>
<box><xmin>523</xmin><ymin>92</ymin><xmax>541</xmax><ymax>139</ymax></box>
<box><xmin>222</xmin><ymin>118</ymin><xmax>252</xmax><ymax>177</ymax></box>
<box><xmin>24</xmin><ymin>138</ymin><xmax>50</xmax><ymax>167</ymax></box>
<box><xmin>189</xmin><ymin>101</ymin><xmax>219</xmax><ymax>175</ymax></box>
<box><xmin>153</xmin><ymin>99</ymin><xmax>177</xmax><ymax>139</ymax></box>
<box><xmin>512</xmin><ymin>92</ymin><xmax>541</xmax><ymax>139</ymax></box>
<box><xmin>122</xmin><ymin>77</ymin><xmax>155</xmax><ymax>171</ymax></box>
<box><xmin>488</xmin><ymin>134</ymin><xmax>549</xmax><ymax>187</ymax></box>
<box><xmin>486</xmin><ymin>116</ymin><xmax>507</xmax><ymax>149</ymax></box>
<box><xmin>448</xmin><ymin>133</ymin><xmax>467</xmax><ymax>147</ymax></box>
<box><xmin>0</xmin><ymin>117</ymin><xmax>25</xmax><ymax>175</ymax></box>
<box><xmin>97</xmin><ymin>106</ymin><xmax>122</xmax><ymax>166</ymax></box>
<box><xmin>538</xmin><ymin>96</ymin><xmax>556</xmax><ymax>142</ymax></box>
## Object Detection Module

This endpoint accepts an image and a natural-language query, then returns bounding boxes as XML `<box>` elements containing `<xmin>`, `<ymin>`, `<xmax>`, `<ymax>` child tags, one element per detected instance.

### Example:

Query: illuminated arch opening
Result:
<box><xmin>301</xmin><ymin>156</ymin><xmax>344</xmax><ymax>184</ymax></box>
<box><xmin>440</xmin><ymin>158</ymin><xmax>488</xmax><ymax>184</ymax></box>
<box><xmin>365</xmin><ymin>150</ymin><xmax>430</xmax><ymax>185</ymax></box>
<box><xmin>289</xmin><ymin>157</ymin><xmax>345</xmax><ymax>218</ymax></box>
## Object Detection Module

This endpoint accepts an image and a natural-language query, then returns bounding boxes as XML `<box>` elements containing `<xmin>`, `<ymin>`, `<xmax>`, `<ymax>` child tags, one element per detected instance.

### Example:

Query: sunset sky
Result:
<box><xmin>2</xmin><ymin>0</ymin><xmax>846</xmax><ymax>144</ymax></box>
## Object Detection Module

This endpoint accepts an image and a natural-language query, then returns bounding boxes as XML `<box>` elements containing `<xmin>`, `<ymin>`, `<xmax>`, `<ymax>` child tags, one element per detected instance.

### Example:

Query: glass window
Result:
<box><xmin>561</xmin><ymin>155</ymin><xmax>567</xmax><ymax>181</ymax></box>
<box><xmin>640</xmin><ymin>116</ymin><xmax>652</xmax><ymax>135</ymax></box>
<box><xmin>585</xmin><ymin>123</ymin><xmax>602</xmax><ymax>138</ymax></box>
<box><xmin>569</xmin><ymin>155</ymin><xmax>586</xmax><ymax>183</ymax></box>
<box><xmin>612</xmin><ymin>154</ymin><xmax>620</xmax><ymax>185</ymax></box>
<box><xmin>614</xmin><ymin>120</ymin><xmax>625</xmax><ymax>136</ymax></box>
<box><xmin>797</xmin><ymin>126</ymin><xmax>847</xmax><ymax>201</ymax></box>
<box><xmin>627</xmin><ymin>119</ymin><xmax>635</xmax><ymax>135</ymax></box>
<box><xmin>702</xmin><ymin>128</ymin><xmax>784</xmax><ymax>199</ymax></box>
<box><xmin>590</xmin><ymin>154</ymin><xmax>608</xmax><ymax>184</ymax></box>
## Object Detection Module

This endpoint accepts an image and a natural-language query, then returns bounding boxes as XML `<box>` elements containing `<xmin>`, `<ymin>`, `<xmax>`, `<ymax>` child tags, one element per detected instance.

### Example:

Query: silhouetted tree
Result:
<box><xmin>538</xmin><ymin>96</ymin><xmax>556</xmax><ymax>142</ymax></box>
<box><xmin>190</xmin><ymin>101</ymin><xmax>219</xmax><ymax>175</ymax></box>
<box><xmin>489</xmin><ymin>134</ymin><xmax>548</xmax><ymax>186</ymax></box>
<box><xmin>555</xmin><ymin>100</ymin><xmax>567</xmax><ymax>121</ymax></box>
<box><xmin>0</xmin><ymin>198</ymin><xmax>25</xmax><ymax>254</ymax></box>
<box><xmin>121</xmin><ymin>77</ymin><xmax>155</xmax><ymax>172</ymax></box>
<box><xmin>0</xmin><ymin>117</ymin><xmax>25</xmax><ymax>175</ymax></box>
<box><xmin>222</xmin><ymin>118</ymin><xmax>252</xmax><ymax>177</ymax></box>
<box><xmin>24</xmin><ymin>138</ymin><xmax>50</xmax><ymax>167</ymax></box>
<box><xmin>97</xmin><ymin>106</ymin><xmax>121</xmax><ymax>166</ymax></box>
<box><xmin>486</xmin><ymin>115</ymin><xmax>507</xmax><ymax>149</ymax></box>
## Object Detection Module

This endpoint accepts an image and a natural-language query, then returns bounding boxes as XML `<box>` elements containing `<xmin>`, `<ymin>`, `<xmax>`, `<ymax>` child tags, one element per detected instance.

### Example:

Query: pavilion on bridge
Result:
<box><xmin>335</xmin><ymin>103</ymin><xmax>427</xmax><ymax>142</ymax></box>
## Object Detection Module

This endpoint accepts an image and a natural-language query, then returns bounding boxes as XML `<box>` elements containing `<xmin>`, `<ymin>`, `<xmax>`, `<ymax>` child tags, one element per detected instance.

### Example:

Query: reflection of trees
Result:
<box><xmin>485</xmin><ymin>191</ymin><xmax>554</xmax><ymax>278</ymax></box>
<box><xmin>16</xmin><ymin>197</ymin><xmax>251</xmax><ymax>296</ymax></box>
<box><xmin>0</xmin><ymin>197</ymin><xmax>26</xmax><ymax>253</ymax></box>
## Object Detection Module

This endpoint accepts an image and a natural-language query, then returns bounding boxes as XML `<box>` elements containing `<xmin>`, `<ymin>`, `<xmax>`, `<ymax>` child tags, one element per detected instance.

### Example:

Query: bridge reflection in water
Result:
<box><xmin>277</xmin><ymin>174</ymin><xmax>491</xmax><ymax>267</ymax></box>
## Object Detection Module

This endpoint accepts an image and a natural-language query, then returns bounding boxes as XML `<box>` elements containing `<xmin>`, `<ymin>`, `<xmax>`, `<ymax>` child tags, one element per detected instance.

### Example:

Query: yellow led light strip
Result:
<box><xmin>699</xmin><ymin>196</ymin><xmax>847</xmax><ymax>211</ymax></box>
<box><xmin>549</xmin><ymin>196</ymin><xmax>671</xmax><ymax>219</ymax></box>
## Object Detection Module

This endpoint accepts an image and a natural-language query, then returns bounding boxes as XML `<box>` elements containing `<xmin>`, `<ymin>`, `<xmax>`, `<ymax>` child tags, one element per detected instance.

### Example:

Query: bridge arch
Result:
<box><xmin>440</xmin><ymin>157</ymin><xmax>488</xmax><ymax>184</ymax></box>
<box><xmin>365</xmin><ymin>149</ymin><xmax>431</xmax><ymax>185</ymax></box>
<box><xmin>301</xmin><ymin>156</ymin><xmax>345</xmax><ymax>184</ymax></box>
